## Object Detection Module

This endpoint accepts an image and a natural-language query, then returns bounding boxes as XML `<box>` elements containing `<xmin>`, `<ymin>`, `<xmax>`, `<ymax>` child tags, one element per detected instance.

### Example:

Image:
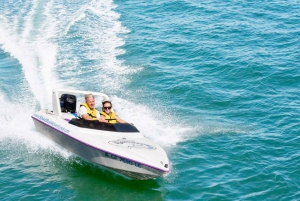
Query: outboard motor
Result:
<box><xmin>60</xmin><ymin>94</ymin><xmax>77</xmax><ymax>113</ymax></box>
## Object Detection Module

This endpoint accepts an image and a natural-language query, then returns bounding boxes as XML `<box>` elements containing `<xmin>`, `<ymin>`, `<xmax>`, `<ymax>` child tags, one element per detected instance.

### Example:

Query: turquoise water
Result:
<box><xmin>1</xmin><ymin>0</ymin><xmax>300</xmax><ymax>200</ymax></box>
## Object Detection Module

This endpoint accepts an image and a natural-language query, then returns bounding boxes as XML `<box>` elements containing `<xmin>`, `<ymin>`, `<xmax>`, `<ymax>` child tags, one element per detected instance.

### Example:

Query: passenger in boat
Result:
<box><xmin>78</xmin><ymin>94</ymin><xmax>100</xmax><ymax>120</ymax></box>
<box><xmin>99</xmin><ymin>100</ymin><xmax>127</xmax><ymax>124</ymax></box>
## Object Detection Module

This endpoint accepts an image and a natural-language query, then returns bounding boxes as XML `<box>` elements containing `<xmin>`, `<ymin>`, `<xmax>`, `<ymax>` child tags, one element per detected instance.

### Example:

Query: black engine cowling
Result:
<box><xmin>60</xmin><ymin>94</ymin><xmax>77</xmax><ymax>113</ymax></box>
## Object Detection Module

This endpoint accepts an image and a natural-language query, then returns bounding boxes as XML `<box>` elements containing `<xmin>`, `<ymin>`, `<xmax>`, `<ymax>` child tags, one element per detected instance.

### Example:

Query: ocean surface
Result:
<box><xmin>0</xmin><ymin>0</ymin><xmax>300</xmax><ymax>200</ymax></box>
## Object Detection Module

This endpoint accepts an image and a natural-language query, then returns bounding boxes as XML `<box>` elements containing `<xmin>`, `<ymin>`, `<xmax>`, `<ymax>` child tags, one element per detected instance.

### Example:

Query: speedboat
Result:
<box><xmin>31</xmin><ymin>89</ymin><xmax>170</xmax><ymax>180</ymax></box>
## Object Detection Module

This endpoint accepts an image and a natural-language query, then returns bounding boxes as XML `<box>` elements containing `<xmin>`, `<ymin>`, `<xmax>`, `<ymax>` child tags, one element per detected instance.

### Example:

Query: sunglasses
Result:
<box><xmin>103</xmin><ymin>107</ymin><xmax>111</xmax><ymax>110</ymax></box>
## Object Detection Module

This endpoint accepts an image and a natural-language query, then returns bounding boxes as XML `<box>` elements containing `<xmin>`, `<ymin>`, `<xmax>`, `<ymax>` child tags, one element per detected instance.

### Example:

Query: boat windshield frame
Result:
<box><xmin>52</xmin><ymin>89</ymin><xmax>110</xmax><ymax>117</ymax></box>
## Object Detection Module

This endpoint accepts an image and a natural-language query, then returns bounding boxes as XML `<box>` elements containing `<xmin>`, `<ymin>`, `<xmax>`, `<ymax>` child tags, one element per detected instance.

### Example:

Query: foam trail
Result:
<box><xmin>54</xmin><ymin>0</ymin><xmax>140</xmax><ymax>91</ymax></box>
<box><xmin>21</xmin><ymin>0</ymin><xmax>37</xmax><ymax>41</ymax></box>
<box><xmin>0</xmin><ymin>30</ymin><xmax>38</xmax><ymax>101</ymax></box>
<box><xmin>0</xmin><ymin>90</ymin><xmax>71</xmax><ymax>158</ymax></box>
<box><xmin>0</xmin><ymin>0</ymin><xmax>61</xmax><ymax>109</ymax></box>
<box><xmin>110</xmin><ymin>96</ymin><xmax>193</xmax><ymax>147</ymax></box>
<box><xmin>36</xmin><ymin>0</ymin><xmax>61</xmax><ymax>107</ymax></box>
<box><xmin>63</xmin><ymin>7</ymin><xmax>87</xmax><ymax>36</ymax></box>
<box><xmin>0</xmin><ymin>1</ymin><xmax>68</xmax><ymax>156</ymax></box>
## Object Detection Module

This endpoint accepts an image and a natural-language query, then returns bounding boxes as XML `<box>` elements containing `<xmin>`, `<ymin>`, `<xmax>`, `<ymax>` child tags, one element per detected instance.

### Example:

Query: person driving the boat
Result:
<box><xmin>78</xmin><ymin>93</ymin><xmax>100</xmax><ymax>120</ymax></box>
<box><xmin>99</xmin><ymin>100</ymin><xmax>127</xmax><ymax>124</ymax></box>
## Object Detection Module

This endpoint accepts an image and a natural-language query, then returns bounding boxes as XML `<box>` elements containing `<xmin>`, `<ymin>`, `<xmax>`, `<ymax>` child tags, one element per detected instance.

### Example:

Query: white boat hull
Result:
<box><xmin>32</xmin><ymin>110</ymin><xmax>169</xmax><ymax>180</ymax></box>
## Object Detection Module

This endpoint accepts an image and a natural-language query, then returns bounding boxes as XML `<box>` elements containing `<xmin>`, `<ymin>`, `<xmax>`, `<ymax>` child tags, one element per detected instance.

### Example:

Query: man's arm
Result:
<box><xmin>78</xmin><ymin>106</ymin><xmax>92</xmax><ymax>120</ymax></box>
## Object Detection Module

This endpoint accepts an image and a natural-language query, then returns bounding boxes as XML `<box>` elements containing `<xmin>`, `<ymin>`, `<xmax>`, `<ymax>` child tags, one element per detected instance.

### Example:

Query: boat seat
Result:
<box><xmin>60</xmin><ymin>94</ymin><xmax>77</xmax><ymax>113</ymax></box>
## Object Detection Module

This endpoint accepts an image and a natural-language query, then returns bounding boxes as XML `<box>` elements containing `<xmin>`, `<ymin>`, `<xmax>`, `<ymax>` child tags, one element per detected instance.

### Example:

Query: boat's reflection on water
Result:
<box><xmin>51</xmin><ymin>153</ymin><xmax>168</xmax><ymax>201</ymax></box>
